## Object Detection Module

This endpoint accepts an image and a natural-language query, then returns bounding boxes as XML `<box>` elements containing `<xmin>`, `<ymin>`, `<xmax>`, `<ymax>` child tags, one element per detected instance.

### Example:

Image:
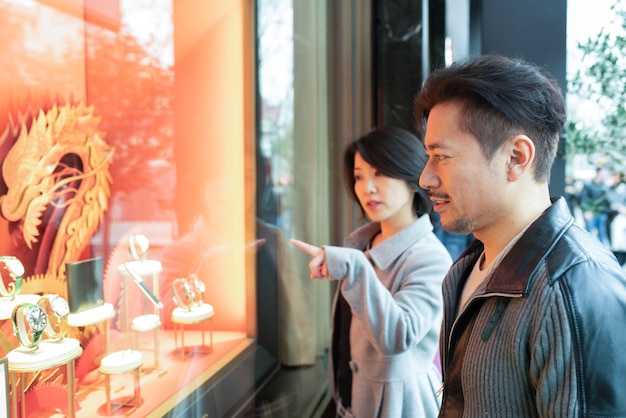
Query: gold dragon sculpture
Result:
<box><xmin>0</xmin><ymin>102</ymin><xmax>114</xmax><ymax>297</ymax></box>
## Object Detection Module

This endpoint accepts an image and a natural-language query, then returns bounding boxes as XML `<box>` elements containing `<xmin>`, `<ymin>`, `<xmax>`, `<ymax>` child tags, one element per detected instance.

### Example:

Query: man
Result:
<box><xmin>414</xmin><ymin>54</ymin><xmax>626</xmax><ymax>417</ymax></box>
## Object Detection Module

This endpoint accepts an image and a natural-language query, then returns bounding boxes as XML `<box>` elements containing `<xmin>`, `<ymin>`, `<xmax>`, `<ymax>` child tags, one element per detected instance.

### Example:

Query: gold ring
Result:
<box><xmin>37</xmin><ymin>294</ymin><xmax>69</xmax><ymax>342</ymax></box>
<box><xmin>11</xmin><ymin>303</ymin><xmax>47</xmax><ymax>351</ymax></box>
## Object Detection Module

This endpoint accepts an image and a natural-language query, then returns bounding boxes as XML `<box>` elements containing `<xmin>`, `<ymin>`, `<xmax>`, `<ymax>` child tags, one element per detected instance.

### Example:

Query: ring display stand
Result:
<box><xmin>99</xmin><ymin>349</ymin><xmax>143</xmax><ymax>415</ymax></box>
<box><xmin>131</xmin><ymin>313</ymin><xmax>161</xmax><ymax>370</ymax></box>
<box><xmin>67</xmin><ymin>303</ymin><xmax>116</xmax><ymax>397</ymax></box>
<box><xmin>117</xmin><ymin>260</ymin><xmax>162</xmax><ymax>333</ymax></box>
<box><xmin>118</xmin><ymin>260</ymin><xmax>163</xmax><ymax>372</ymax></box>
<box><xmin>8</xmin><ymin>338</ymin><xmax>82</xmax><ymax>418</ymax></box>
<box><xmin>171</xmin><ymin>303</ymin><xmax>214</xmax><ymax>360</ymax></box>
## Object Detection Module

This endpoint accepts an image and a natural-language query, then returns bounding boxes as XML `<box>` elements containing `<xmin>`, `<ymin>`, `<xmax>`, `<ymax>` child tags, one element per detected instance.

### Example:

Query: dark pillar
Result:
<box><xmin>375</xmin><ymin>0</ymin><xmax>446</xmax><ymax>132</ymax></box>
<box><xmin>471</xmin><ymin>0</ymin><xmax>568</xmax><ymax>196</ymax></box>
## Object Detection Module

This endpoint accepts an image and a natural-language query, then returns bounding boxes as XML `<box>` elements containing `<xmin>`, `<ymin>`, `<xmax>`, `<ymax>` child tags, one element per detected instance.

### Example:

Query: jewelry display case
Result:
<box><xmin>0</xmin><ymin>0</ymin><xmax>329</xmax><ymax>416</ymax></box>
<box><xmin>0</xmin><ymin>286</ymin><xmax>257</xmax><ymax>416</ymax></box>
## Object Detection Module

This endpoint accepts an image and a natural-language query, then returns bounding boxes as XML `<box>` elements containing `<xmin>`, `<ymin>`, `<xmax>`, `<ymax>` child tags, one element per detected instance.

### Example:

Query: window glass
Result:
<box><xmin>0</xmin><ymin>0</ymin><xmax>332</xmax><ymax>415</ymax></box>
<box><xmin>0</xmin><ymin>1</ymin><xmax>252</xmax><ymax>415</ymax></box>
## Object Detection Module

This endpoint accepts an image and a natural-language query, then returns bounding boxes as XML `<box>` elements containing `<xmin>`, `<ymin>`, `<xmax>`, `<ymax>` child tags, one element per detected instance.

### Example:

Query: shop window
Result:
<box><xmin>0</xmin><ymin>0</ymin><xmax>331</xmax><ymax>416</ymax></box>
<box><xmin>0</xmin><ymin>0</ymin><xmax>245</xmax><ymax>416</ymax></box>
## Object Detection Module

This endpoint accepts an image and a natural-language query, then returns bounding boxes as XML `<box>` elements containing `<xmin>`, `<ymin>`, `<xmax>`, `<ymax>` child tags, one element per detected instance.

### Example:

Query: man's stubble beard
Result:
<box><xmin>441</xmin><ymin>215</ymin><xmax>476</xmax><ymax>235</ymax></box>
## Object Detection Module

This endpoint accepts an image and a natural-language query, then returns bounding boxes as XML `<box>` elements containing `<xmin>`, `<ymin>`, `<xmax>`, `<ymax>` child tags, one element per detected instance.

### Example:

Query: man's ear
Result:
<box><xmin>506</xmin><ymin>135</ymin><xmax>534</xmax><ymax>182</ymax></box>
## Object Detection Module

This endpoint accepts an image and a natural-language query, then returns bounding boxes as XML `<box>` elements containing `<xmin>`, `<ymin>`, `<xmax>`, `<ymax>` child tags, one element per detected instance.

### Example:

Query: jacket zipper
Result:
<box><xmin>440</xmin><ymin>292</ymin><xmax>524</xmax><ymax>400</ymax></box>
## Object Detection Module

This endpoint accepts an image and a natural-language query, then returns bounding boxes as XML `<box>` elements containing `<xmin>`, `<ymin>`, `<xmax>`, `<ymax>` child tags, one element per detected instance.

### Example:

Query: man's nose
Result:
<box><xmin>419</xmin><ymin>161</ymin><xmax>436</xmax><ymax>190</ymax></box>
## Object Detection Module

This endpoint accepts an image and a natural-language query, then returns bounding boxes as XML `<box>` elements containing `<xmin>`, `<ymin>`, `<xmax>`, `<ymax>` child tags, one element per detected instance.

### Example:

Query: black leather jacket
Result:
<box><xmin>439</xmin><ymin>197</ymin><xmax>626</xmax><ymax>417</ymax></box>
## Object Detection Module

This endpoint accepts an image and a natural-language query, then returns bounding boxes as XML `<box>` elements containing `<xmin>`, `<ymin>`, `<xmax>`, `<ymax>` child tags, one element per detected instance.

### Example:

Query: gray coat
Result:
<box><xmin>325</xmin><ymin>214</ymin><xmax>452</xmax><ymax>418</ymax></box>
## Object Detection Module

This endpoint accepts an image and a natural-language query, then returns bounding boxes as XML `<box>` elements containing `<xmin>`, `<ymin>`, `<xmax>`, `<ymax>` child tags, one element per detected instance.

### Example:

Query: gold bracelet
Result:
<box><xmin>11</xmin><ymin>303</ymin><xmax>47</xmax><ymax>351</ymax></box>
<box><xmin>37</xmin><ymin>294</ymin><xmax>69</xmax><ymax>342</ymax></box>
<box><xmin>0</xmin><ymin>256</ymin><xmax>24</xmax><ymax>299</ymax></box>
<box><xmin>172</xmin><ymin>277</ymin><xmax>195</xmax><ymax>311</ymax></box>
<box><xmin>188</xmin><ymin>273</ymin><xmax>205</xmax><ymax>306</ymax></box>
<box><xmin>172</xmin><ymin>275</ymin><xmax>207</xmax><ymax>311</ymax></box>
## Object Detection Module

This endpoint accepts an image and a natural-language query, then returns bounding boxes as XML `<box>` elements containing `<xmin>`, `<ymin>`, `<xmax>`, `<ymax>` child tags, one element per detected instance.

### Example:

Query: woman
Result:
<box><xmin>291</xmin><ymin>127</ymin><xmax>452</xmax><ymax>417</ymax></box>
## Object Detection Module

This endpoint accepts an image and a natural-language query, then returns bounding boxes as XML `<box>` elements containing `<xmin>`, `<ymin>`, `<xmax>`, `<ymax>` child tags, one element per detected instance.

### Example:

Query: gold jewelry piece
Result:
<box><xmin>188</xmin><ymin>273</ymin><xmax>205</xmax><ymax>306</ymax></box>
<box><xmin>172</xmin><ymin>274</ymin><xmax>206</xmax><ymax>311</ymax></box>
<box><xmin>128</xmin><ymin>234</ymin><xmax>149</xmax><ymax>261</ymax></box>
<box><xmin>12</xmin><ymin>303</ymin><xmax>48</xmax><ymax>351</ymax></box>
<box><xmin>172</xmin><ymin>277</ymin><xmax>195</xmax><ymax>311</ymax></box>
<box><xmin>37</xmin><ymin>294</ymin><xmax>70</xmax><ymax>342</ymax></box>
<box><xmin>0</xmin><ymin>255</ymin><xmax>24</xmax><ymax>299</ymax></box>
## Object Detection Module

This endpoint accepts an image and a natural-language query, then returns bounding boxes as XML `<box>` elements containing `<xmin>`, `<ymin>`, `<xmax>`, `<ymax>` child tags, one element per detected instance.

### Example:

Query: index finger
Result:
<box><xmin>289</xmin><ymin>238</ymin><xmax>320</xmax><ymax>256</ymax></box>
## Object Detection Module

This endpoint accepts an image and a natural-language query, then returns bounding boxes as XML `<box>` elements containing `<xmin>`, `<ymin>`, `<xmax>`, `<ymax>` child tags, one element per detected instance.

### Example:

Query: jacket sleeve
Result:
<box><xmin>323</xmin><ymin>239</ymin><xmax>450</xmax><ymax>356</ymax></box>
<box><xmin>530</xmin><ymin>258</ymin><xmax>626</xmax><ymax>417</ymax></box>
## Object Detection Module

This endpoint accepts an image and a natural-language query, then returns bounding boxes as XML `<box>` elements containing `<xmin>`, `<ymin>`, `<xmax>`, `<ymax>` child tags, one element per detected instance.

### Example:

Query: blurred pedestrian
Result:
<box><xmin>580</xmin><ymin>167</ymin><xmax>611</xmax><ymax>245</ymax></box>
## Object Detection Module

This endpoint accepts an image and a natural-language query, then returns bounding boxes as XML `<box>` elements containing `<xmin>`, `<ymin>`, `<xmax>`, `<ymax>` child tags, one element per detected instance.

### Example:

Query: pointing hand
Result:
<box><xmin>290</xmin><ymin>238</ymin><xmax>329</xmax><ymax>279</ymax></box>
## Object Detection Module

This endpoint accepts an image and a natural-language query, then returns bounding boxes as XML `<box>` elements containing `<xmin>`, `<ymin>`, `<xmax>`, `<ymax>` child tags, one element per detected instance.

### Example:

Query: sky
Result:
<box><xmin>566</xmin><ymin>0</ymin><xmax>623</xmax><ymax>173</ymax></box>
<box><xmin>566</xmin><ymin>0</ymin><xmax>618</xmax><ymax>125</ymax></box>
<box><xmin>122</xmin><ymin>0</ymin><xmax>174</xmax><ymax>68</ymax></box>
<box><xmin>567</xmin><ymin>0</ymin><xmax>616</xmax><ymax>74</ymax></box>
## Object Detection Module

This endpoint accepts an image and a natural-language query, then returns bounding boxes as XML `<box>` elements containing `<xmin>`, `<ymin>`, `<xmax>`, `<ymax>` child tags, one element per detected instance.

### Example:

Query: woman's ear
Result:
<box><xmin>506</xmin><ymin>135</ymin><xmax>535</xmax><ymax>182</ymax></box>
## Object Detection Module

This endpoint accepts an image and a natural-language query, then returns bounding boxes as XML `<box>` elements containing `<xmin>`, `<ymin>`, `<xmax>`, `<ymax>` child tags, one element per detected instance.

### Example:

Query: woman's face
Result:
<box><xmin>353</xmin><ymin>152</ymin><xmax>416</xmax><ymax>228</ymax></box>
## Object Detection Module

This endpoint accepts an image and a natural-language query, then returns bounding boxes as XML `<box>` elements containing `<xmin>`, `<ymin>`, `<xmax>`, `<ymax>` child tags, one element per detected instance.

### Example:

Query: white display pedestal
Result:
<box><xmin>119</xmin><ymin>260</ymin><xmax>163</xmax><ymax>372</ymax></box>
<box><xmin>117</xmin><ymin>260</ymin><xmax>162</xmax><ymax>333</ymax></box>
<box><xmin>68</xmin><ymin>302</ymin><xmax>115</xmax><ymax>354</ymax></box>
<box><xmin>8</xmin><ymin>338</ymin><xmax>82</xmax><ymax>418</ymax></box>
<box><xmin>171</xmin><ymin>303</ymin><xmax>214</xmax><ymax>360</ymax></box>
<box><xmin>99</xmin><ymin>349</ymin><xmax>143</xmax><ymax>415</ymax></box>
<box><xmin>131</xmin><ymin>313</ymin><xmax>161</xmax><ymax>369</ymax></box>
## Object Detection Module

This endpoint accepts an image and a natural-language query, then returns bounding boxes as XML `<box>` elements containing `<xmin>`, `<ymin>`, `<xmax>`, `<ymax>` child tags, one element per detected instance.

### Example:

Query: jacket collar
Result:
<box><xmin>453</xmin><ymin>197</ymin><xmax>574</xmax><ymax>296</ymax></box>
<box><xmin>344</xmin><ymin>214</ymin><xmax>433</xmax><ymax>270</ymax></box>
<box><xmin>483</xmin><ymin>197</ymin><xmax>574</xmax><ymax>295</ymax></box>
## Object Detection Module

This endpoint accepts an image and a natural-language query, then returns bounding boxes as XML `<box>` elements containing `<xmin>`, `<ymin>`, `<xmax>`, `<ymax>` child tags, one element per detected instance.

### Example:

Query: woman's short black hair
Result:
<box><xmin>343</xmin><ymin>126</ymin><xmax>430</xmax><ymax>217</ymax></box>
